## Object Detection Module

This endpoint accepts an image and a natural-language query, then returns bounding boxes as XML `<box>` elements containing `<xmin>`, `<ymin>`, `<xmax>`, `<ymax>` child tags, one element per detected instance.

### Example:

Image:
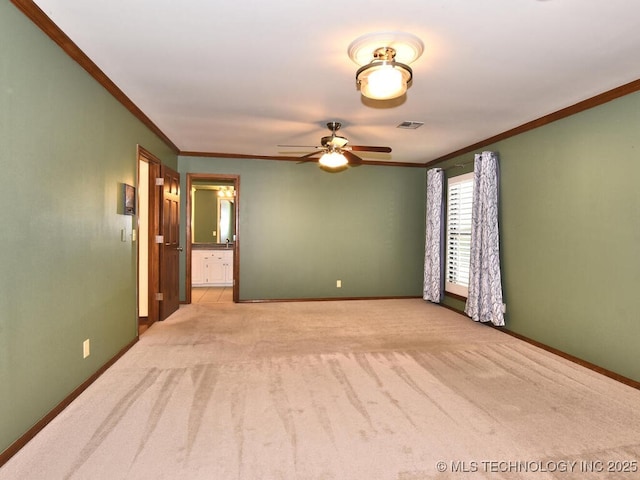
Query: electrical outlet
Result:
<box><xmin>83</xmin><ymin>339</ymin><xmax>90</xmax><ymax>359</ymax></box>
<box><xmin>502</xmin><ymin>303</ymin><xmax>507</xmax><ymax>313</ymax></box>
<box><xmin>336</xmin><ymin>280</ymin><xmax>342</xmax><ymax>288</ymax></box>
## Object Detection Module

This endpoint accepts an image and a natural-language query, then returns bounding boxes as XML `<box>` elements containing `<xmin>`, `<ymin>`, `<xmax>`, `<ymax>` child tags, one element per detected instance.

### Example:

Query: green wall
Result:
<box><xmin>179</xmin><ymin>157</ymin><xmax>427</xmax><ymax>301</ymax></box>
<box><xmin>0</xmin><ymin>1</ymin><xmax>177</xmax><ymax>455</ymax></box>
<box><xmin>193</xmin><ymin>189</ymin><xmax>219</xmax><ymax>243</ymax></box>
<box><xmin>438</xmin><ymin>91</ymin><xmax>640</xmax><ymax>382</ymax></box>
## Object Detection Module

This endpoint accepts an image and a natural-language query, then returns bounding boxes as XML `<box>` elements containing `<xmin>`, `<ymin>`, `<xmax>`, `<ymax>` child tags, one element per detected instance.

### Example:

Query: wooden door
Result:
<box><xmin>137</xmin><ymin>147</ymin><xmax>161</xmax><ymax>330</ymax></box>
<box><xmin>160</xmin><ymin>165</ymin><xmax>180</xmax><ymax>320</ymax></box>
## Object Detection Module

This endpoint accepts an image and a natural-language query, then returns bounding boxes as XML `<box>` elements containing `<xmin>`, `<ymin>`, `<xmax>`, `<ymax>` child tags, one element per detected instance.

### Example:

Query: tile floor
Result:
<box><xmin>191</xmin><ymin>286</ymin><xmax>233</xmax><ymax>304</ymax></box>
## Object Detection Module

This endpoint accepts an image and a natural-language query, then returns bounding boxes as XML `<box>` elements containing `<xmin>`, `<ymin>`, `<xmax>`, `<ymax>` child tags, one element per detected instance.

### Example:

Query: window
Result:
<box><xmin>445</xmin><ymin>172</ymin><xmax>474</xmax><ymax>297</ymax></box>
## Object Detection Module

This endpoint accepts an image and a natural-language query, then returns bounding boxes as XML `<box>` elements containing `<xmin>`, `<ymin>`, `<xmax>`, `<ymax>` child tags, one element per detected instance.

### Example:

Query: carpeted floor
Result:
<box><xmin>1</xmin><ymin>299</ymin><xmax>639</xmax><ymax>479</ymax></box>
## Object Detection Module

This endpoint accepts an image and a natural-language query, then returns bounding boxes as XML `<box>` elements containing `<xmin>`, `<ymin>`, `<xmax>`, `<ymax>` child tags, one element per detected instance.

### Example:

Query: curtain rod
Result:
<box><xmin>430</xmin><ymin>160</ymin><xmax>474</xmax><ymax>171</ymax></box>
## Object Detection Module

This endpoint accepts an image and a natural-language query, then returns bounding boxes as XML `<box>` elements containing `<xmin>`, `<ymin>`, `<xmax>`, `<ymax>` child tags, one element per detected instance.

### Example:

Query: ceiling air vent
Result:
<box><xmin>397</xmin><ymin>121</ymin><xmax>424</xmax><ymax>129</ymax></box>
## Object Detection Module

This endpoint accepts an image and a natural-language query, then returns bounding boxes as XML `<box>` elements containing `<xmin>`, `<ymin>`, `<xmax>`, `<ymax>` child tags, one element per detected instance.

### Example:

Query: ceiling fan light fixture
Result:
<box><xmin>318</xmin><ymin>151</ymin><xmax>349</xmax><ymax>169</ymax></box>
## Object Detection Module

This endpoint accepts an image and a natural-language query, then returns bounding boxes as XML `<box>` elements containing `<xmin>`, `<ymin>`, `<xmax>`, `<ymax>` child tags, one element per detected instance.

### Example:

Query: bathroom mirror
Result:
<box><xmin>191</xmin><ymin>183</ymin><xmax>236</xmax><ymax>244</ymax></box>
<box><xmin>217</xmin><ymin>197</ymin><xmax>234</xmax><ymax>244</ymax></box>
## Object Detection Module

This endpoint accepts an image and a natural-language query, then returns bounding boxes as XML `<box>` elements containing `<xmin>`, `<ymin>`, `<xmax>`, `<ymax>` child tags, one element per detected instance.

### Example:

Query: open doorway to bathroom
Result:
<box><xmin>185</xmin><ymin>173</ymin><xmax>240</xmax><ymax>304</ymax></box>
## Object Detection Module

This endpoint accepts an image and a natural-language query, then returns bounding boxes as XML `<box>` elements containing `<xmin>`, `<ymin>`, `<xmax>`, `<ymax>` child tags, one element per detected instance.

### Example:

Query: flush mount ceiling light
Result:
<box><xmin>348</xmin><ymin>32</ymin><xmax>424</xmax><ymax>100</ymax></box>
<box><xmin>356</xmin><ymin>47</ymin><xmax>412</xmax><ymax>100</ymax></box>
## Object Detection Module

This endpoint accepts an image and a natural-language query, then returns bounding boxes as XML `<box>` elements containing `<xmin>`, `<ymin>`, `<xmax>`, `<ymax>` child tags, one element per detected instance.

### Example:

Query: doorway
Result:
<box><xmin>137</xmin><ymin>146</ymin><xmax>182</xmax><ymax>333</ymax></box>
<box><xmin>137</xmin><ymin>147</ymin><xmax>160</xmax><ymax>333</ymax></box>
<box><xmin>186</xmin><ymin>173</ymin><xmax>240</xmax><ymax>304</ymax></box>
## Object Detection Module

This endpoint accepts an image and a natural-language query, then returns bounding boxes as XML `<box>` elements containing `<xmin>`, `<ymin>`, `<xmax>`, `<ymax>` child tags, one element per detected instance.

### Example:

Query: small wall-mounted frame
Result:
<box><xmin>123</xmin><ymin>183</ymin><xmax>136</xmax><ymax>215</ymax></box>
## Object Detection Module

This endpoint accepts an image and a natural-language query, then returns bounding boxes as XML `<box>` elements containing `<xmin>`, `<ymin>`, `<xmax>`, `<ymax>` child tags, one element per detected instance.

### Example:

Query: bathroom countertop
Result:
<box><xmin>191</xmin><ymin>243</ymin><xmax>234</xmax><ymax>250</ymax></box>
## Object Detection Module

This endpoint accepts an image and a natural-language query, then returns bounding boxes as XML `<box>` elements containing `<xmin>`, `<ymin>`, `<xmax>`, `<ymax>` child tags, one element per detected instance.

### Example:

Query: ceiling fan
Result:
<box><xmin>278</xmin><ymin>122</ymin><xmax>392</xmax><ymax>168</ymax></box>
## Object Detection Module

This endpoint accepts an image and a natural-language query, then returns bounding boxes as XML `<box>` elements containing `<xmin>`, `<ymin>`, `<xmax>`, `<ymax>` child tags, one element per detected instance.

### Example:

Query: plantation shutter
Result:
<box><xmin>445</xmin><ymin>173</ymin><xmax>474</xmax><ymax>296</ymax></box>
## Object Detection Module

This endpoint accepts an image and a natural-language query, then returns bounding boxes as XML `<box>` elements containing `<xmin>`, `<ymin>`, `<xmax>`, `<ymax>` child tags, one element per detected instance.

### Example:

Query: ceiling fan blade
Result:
<box><xmin>297</xmin><ymin>150</ymin><xmax>323</xmax><ymax>163</ymax></box>
<box><xmin>348</xmin><ymin>145</ymin><xmax>392</xmax><ymax>153</ymax></box>
<box><xmin>278</xmin><ymin>144</ymin><xmax>321</xmax><ymax>148</ymax></box>
<box><xmin>343</xmin><ymin>150</ymin><xmax>363</xmax><ymax>165</ymax></box>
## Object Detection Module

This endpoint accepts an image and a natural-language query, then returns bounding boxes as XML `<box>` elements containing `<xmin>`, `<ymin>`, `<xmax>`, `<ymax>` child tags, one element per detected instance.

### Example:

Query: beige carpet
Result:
<box><xmin>2</xmin><ymin>299</ymin><xmax>639</xmax><ymax>479</ymax></box>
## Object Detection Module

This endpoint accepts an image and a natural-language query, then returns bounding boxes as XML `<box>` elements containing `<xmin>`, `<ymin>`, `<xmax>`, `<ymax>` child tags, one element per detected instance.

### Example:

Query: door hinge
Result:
<box><xmin>155</xmin><ymin>235</ymin><xmax>164</xmax><ymax>243</ymax></box>
<box><xmin>155</xmin><ymin>177</ymin><xmax>165</xmax><ymax>186</ymax></box>
<box><xmin>156</xmin><ymin>293</ymin><xmax>164</xmax><ymax>301</ymax></box>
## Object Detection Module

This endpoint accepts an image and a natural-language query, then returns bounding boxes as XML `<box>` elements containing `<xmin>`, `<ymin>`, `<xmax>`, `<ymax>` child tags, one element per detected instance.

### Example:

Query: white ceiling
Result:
<box><xmin>32</xmin><ymin>0</ymin><xmax>640</xmax><ymax>164</ymax></box>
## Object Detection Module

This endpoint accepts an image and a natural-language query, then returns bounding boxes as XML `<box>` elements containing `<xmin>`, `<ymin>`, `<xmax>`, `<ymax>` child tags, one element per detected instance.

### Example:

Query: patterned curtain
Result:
<box><xmin>423</xmin><ymin>168</ymin><xmax>445</xmax><ymax>303</ymax></box>
<box><xmin>464</xmin><ymin>151</ymin><xmax>505</xmax><ymax>326</ymax></box>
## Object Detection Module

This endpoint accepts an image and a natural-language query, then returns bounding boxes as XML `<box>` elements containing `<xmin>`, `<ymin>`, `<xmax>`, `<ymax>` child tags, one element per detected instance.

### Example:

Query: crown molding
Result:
<box><xmin>426</xmin><ymin>78</ymin><xmax>640</xmax><ymax>167</ymax></box>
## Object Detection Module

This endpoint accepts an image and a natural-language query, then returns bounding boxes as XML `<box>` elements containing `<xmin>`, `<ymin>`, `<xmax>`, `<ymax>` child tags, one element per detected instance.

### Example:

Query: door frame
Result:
<box><xmin>185</xmin><ymin>173</ymin><xmax>240</xmax><ymax>304</ymax></box>
<box><xmin>137</xmin><ymin>146</ymin><xmax>162</xmax><ymax>327</ymax></box>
